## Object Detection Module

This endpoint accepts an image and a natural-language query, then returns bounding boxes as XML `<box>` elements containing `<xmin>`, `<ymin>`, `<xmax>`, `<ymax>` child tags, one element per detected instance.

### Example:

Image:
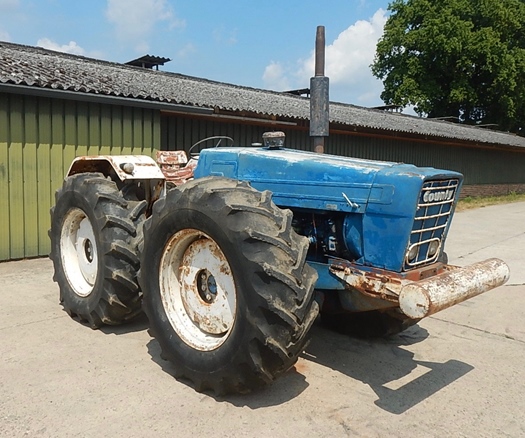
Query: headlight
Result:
<box><xmin>407</xmin><ymin>245</ymin><xmax>418</xmax><ymax>262</ymax></box>
<box><xmin>428</xmin><ymin>239</ymin><xmax>440</xmax><ymax>257</ymax></box>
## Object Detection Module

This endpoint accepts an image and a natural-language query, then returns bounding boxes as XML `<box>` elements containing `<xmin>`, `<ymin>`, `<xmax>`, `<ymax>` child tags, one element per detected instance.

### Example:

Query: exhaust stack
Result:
<box><xmin>310</xmin><ymin>26</ymin><xmax>329</xmax><ymax>154</ymax></box>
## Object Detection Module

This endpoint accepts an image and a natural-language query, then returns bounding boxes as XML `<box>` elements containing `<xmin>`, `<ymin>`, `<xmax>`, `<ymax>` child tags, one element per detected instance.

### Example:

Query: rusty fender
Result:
<box><xmin>398</xmin><ymin>258</ymin><xmax>510</xmax><ymax>319</ymax></box>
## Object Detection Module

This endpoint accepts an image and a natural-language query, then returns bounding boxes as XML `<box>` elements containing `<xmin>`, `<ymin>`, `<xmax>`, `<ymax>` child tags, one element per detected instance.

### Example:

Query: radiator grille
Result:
<box><xmin>404</xmin><ymin>179</ymin><xmax>459</xmax><ymax>269</ymax></box>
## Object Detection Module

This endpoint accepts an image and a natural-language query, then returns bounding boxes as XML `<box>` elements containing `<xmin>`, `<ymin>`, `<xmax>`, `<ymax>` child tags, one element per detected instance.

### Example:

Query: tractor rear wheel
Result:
<box><xmin>139</xmin><ymin>177</ymin><xmax>318</xmax><ymax>395</ymax></box>
<box><xmin>49</xmin><ymin>173</ymin><xmax>146</xmax><ymax>328</ymax></box>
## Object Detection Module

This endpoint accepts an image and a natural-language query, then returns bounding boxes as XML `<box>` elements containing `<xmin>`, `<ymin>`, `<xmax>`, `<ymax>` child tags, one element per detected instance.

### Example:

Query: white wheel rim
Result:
<box><xmin>60</xmin><ymin>208</ymin><xmax>99</xmax><ymax>297</ymax></box>
<box><xmin>160</xmin><ymin>229</ymin><xmax>237</xmax><ymax>351</ymax></box>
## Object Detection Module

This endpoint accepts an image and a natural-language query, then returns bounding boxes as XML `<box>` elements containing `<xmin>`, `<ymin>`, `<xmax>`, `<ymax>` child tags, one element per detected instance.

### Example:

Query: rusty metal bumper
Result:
<box><xmin>329</xmin><ymin>258</ymin><xmax>510</xmax><ymax>319</ymax></box>
<box><xmin>398</xmin><ymin>258</ymin><xmax>510</xmax><ymax>319</ymax></box>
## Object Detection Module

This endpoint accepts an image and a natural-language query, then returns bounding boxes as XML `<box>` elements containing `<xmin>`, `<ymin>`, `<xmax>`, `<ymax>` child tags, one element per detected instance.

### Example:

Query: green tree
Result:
<box><xmin>371</xmin><ymin>0</ymin><xmax>525</xmax><ymax>134</ymax></box>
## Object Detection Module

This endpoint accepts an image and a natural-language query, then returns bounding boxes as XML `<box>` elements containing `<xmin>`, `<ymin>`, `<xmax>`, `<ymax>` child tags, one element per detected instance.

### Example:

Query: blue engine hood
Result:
<box><xmin>193</xmin><ymin>147</ymin><xmax>459</xmax><ymax>214</ymax></box>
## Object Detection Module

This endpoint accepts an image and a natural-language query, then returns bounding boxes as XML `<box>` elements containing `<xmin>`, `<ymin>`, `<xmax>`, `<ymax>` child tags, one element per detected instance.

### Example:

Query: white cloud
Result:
<box><xmin>263</xmin><ymin>61</ymin><xmax>291</xmax><ymax>91</ymax></box>
<box><xmin>37</xmin><ymin>38</ymin><xmax>86</xmax><ymax>55</ymax></box>
<box><xmin>106</xmin><ymin>0</ymin><xmax>185</xmax><ymax>51</ymax></box>
<box><xmin>262</xmin><ymin>9</ymin><xmax>388</xmax><ymax>107</ymax></box>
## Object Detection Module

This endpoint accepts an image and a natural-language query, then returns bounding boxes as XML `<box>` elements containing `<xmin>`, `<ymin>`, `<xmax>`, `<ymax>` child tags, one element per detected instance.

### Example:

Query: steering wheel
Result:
<box><xmin>188</xmin><ymin>136</ymin><xmax>235</xmax><ymax>157</ymax></box>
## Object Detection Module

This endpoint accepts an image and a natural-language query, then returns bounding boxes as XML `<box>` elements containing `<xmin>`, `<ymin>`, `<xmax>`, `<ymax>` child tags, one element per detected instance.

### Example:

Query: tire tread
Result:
<box><xmin>140</xmin><ymin>177</ymin><xmax>318</xmax><ymax>394</ymax></box>
<box><xmin>49</xmin><ymin>173</ymin><xmax>145</xmax><ymax>328</ymax></box>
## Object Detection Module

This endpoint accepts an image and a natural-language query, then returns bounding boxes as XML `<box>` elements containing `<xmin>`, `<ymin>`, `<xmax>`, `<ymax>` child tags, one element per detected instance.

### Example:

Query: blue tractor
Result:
<box><xmin>49</xmin><ymin>132</ymin><xmax>509</xmax><ymax>395</ymax></box>
<box><xmin>49</xmin><ymin>27</ymin><xmax>509</xmax><ymax>395</ymax></box>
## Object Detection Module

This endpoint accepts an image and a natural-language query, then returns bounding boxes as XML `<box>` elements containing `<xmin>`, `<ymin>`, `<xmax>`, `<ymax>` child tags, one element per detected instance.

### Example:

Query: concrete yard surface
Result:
<box><xmin>1</xmin><ymin>202</ymin><xmax>525</xmax><ymax>437</ymax></box>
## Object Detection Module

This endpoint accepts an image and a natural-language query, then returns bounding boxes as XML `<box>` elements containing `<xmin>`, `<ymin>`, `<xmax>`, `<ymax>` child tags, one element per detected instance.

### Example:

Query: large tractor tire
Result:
<box><xmin>139</xmin><ymin>177</ymin><xmax>318</xmax><ymax>395</ymax></box>
<box><xmin>49</xmin><ymin>173</ymin><xmax>147</xmax><ymax>328</ymax></box>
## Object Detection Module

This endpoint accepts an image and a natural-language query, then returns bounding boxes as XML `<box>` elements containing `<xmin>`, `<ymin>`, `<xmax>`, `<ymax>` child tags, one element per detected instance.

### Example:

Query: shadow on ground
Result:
<box><xmin>142</xmin><ymin>318</ymin><xmax>473</xmax><ymax>412</ymax></box>
<box><xmin>304</xmin><ymin>323</ymin><xmax>474</xmax><ymax>414</ymax></box>
<box><xmin>146</xmin><ymin>338</ymin><xmax>311</xmax><ymax>407</ymax></box>
<box><xmin>97</xmin><ymin>312</ymin><xmax>150</xmax><ymax>335</ymax></box>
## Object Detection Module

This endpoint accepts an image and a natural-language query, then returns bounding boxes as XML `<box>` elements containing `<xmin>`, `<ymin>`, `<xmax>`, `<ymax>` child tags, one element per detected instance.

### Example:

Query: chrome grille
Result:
<box><xmin>404</xmin><ymin>179</ymin><xmax>459</xmax><ymax>269</ymax></box>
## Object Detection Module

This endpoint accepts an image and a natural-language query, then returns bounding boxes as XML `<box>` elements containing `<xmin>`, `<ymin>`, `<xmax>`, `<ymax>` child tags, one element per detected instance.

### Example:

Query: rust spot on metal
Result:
<box><xmin>156</xmin><ymin>151</ymin><xmax>196</xmax><ymax>185</ymax></box>
<box><xmin>332</xmin><ymin>259</ymin><xmax>448</xmax><ymax>282</ymax></box>
<box><xmin>157</xmin><ymin>151</ymin><xmax>188</xmax><ymax>165</ymax></box>
<box><xmin>206</xmin><ymin>240</ymin><xmax>230</xmax><ymax>276</ymax></box>
<box><xmin>330</xmin><ymin>259</ymin><xmax>449</xmax><ymax>304</ymax></box>
<box><xmin>176</xmin><ymin>229</ymin><xmax>198</xmax><ymax>241</ymax></box>
<box><xmin>399</xmin><ymin>258</ymin><xmax>509</xmax><ymax>319</ymax></box>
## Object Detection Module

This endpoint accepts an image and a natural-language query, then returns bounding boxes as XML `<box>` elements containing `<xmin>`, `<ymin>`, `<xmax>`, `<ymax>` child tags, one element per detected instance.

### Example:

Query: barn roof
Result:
<box><xmin>1</xmin><ymin>41</ymin><xmax>524</xmax><ymax>149</ymax></box>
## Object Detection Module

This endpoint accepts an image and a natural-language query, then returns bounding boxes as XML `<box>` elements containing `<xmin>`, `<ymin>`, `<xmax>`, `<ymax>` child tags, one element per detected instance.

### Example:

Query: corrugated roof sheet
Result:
<box><xmin>1</xmin><ymin>41</ymin><xmax>525</xmax><ymax>148</ymax></box>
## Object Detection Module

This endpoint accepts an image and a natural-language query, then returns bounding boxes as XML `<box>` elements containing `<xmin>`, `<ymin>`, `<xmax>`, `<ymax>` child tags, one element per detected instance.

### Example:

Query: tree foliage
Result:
<box><xmin>371</xmin><ymin>0</ymin><xmax>525</xmax><ymax>134</ymax></box>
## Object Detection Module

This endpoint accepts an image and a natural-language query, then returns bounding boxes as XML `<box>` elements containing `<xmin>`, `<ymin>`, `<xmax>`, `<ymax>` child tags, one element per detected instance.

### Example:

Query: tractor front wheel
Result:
<box><xmin>139</xmin><ymin>177</ymin><xmax>318</xmax><ymax>395</ymax></box>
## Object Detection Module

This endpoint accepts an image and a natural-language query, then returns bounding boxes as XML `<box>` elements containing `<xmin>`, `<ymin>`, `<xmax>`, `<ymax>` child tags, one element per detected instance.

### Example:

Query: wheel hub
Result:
<box><xmin>83</xmin><ymin>239</ymin><xmax>94</xmax><ymax>263</ymax></box>
<box><xmin>197</xmin><ymin>269</ymin><xmax>218</xmax><ymax>303</ymax></box>
<box><xmin>160</xmin><ymin>230</ymin><xmax>237</xmax><ymax>351</ymax></box>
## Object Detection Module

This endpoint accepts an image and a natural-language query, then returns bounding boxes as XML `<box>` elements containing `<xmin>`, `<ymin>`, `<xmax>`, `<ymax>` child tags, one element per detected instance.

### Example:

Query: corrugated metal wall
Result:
<box><xmin>161</xmin><ymin>115</ymin><xmax>525</xmax><ymax>186</ymax></box>
<box><xmin>161</xmin><ymin>116</ymin><xmax>312</xmax><ymax>153</ymax></box>
<box><xmin>327</xmin><ymin>134</ymin><xmax>525</xmax><ymax>185</ymax></box>
<box><xmin>0</xmin><ymin>93</ymin><xmax>160</xmax><ymax>261</ymax></box>
<box><xmin>161</xmin><ymin>116</ymin><xmax>270</xmax><ymax>152</ymax></box>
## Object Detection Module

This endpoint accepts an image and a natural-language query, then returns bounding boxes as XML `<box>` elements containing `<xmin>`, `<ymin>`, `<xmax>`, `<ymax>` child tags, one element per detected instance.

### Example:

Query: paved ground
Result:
<box><xmin>1</xmin><ymin>202</ymin><xmax>524</xmax><ymax>437</ymax></box>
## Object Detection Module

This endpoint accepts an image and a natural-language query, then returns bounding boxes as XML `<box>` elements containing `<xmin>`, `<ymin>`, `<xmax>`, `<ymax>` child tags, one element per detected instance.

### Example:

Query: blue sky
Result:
<box><xmin>0</xmin><ymin>0</ymin><xmax>392</xmax><ymax>107</ymax></box>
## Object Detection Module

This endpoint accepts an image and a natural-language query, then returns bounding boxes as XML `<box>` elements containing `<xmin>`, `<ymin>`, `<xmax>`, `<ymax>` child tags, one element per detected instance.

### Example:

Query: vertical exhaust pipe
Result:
<box><xmin>315</xmin><ymin>25</ymin><xmax>326</xmax><ymax>77</ymax></box>
<box><xmin>310</xmin><ymin>26</ymin><xmax>329</xmax><ymax>154</ymax></box>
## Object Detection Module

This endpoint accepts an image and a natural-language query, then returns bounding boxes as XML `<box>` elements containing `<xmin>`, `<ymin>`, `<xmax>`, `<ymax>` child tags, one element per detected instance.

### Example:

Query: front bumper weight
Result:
<box><xmin>398</xmin><ymin>258</ymin><xmax>510</xmax><ymax>319</ymax></box>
